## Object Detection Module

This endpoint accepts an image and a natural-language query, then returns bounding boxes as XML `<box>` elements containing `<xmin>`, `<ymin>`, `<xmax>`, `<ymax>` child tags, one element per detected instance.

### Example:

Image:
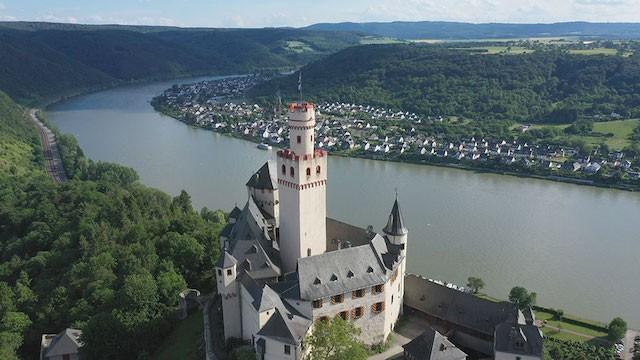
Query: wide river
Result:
<box><xmin>47</xmin><ymin>76</ymin><xmax>640</xmax><ymax>327</ymax></box>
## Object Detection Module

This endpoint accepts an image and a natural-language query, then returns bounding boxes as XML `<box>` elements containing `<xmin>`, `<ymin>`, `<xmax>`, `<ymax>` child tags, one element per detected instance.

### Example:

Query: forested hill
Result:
<box><xmin>250</xmin><ymin>44</ymin><xmax>640</xmax><ymax>123</ymax></box>
<box><xmin>305</xmin><ymin>21</ymin><xmax>640</xmax><ymax>40</ymax></box>
<box><xmin>0</xmin><ymin>92</ymin><xmax>227</xmax><ymax>359</ymax></box>
<box><xmin>0</xmin><ymin>22</ymin><xmax>363</xmax><ymax>104</ymax></box>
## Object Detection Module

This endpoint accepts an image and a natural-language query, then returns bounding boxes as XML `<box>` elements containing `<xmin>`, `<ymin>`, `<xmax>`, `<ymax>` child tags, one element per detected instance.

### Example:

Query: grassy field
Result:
<box><xmin>568</xmin><ymin>48</ymin><xmax>618</xmax><ymax>56</ymax></box>
<box><xmin>360</xmin><ymin>36</ymin><xmax>404</xmax><ymax>45</ymax></box>
<box><xmin>460</xmin><ymin>46</ymin><xmax>533</xmax><ymax>55</ymax></box>
<box><xmin>153</xmin><ymin>311</ymin><xmax>204</xmax><ymax>360</ymax></box>
<box><xmin>284</xmin><ymin>40</ymin><xmax>313</xmax><ymax>53</ymax></box>
<box><xmin>527</xmin><ymin>119</ymin><xmax>639</xmax><ymax>150</ymax></box>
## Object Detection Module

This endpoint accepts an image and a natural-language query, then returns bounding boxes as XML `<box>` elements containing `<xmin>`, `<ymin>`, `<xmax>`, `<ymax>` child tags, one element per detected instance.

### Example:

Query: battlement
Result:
<box><xmin>277</xmin><ymin>148</ymin><xmax>326</xmax><ymax>161</ymax></box>
<box><xmin>288</xmin><ymin>102</ymin><xmax>314</xmax><ymax>113</ymax></box>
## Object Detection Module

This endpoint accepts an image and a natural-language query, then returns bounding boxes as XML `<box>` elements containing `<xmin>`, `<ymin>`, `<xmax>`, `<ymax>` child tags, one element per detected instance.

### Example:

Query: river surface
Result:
<box><xmin>47</xmin><ymin>76</ymin><xmax>640</xmax><ymax>327</ymax></box>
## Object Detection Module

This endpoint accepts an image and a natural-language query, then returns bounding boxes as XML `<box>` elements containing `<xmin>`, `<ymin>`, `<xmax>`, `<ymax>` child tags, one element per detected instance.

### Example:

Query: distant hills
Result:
<box><xmin>0</xmin><ymin>22</ymin><xmax>362</xmax><ymax>104</ymax></box>
<box><xmin>251</xmin><ymin>44</ymin><xmax>640</xmax><ymax>123</ymax></box>
<box><xmin>305</xmin><ymin>21</ymin><xmax>640</xmax><ymax>40</ymax></box>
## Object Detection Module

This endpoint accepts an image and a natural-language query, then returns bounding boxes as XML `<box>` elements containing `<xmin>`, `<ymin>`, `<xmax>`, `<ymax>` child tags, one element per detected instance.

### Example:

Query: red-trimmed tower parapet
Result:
<box><xmin>277</xmin><ymin>102</ymin><xmax>327</xmax><ymax>273</ymax></box>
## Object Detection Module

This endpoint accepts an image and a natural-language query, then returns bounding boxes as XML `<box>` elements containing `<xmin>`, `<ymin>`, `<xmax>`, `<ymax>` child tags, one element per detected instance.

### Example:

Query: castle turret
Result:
<box><xmin>215</xmin><ymin>251</ymin><xmax>242</xmax><ymax>339</ymax></box>
<box><xmin>383</xmin><ymin>195</ymin><xmax>408</xmax><ymax>258</ymax></box>
<box><xmin>246</xmin><ymin>162</ymin><xmax>279</xmax><ymax>227</ymax></box>
<box><xmin>277</xmin><ymin>102</ymin><xmax>327</xmax><ymax>273</ymax></box>
<box><xmin>383</xmin><ymin>195</ymin><xmax>408</xmax><ymax>315</ymax></box>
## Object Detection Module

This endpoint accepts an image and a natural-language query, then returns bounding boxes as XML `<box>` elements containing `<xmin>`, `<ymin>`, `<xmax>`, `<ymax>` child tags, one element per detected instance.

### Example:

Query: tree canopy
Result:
<box><xmin>508</xmin><ymin>286</ymin><xmax>537</xmax><ymax>310</ymax></box>
<box><xmin>306</xmin><ymin>317</ymin><xmax>368</xmax><ymax>360</ymax></box>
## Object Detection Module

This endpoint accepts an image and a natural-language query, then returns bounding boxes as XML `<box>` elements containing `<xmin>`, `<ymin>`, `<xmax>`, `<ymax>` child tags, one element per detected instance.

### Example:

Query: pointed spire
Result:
<box><xmin>383</xmin><ymin>193</ymin><xmax>408</xmax><ymax>236</ymax></box>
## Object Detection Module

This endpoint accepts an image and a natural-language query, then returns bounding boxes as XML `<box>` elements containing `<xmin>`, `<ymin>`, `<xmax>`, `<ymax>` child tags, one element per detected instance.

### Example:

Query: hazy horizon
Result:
<box><xmin>1</xmin><ymin>0</ymin><xmax>640</xmax><ymax>29</ymax></box>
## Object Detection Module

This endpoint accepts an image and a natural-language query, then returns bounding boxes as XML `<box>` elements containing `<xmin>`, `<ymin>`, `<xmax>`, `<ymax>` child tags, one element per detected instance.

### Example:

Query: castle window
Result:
<box><xmin>306</xmin><ymin>168</ymin><xmax>311</xmax><ymax>177</ymax></box>
<box><xmin>217</xmin><ymin>269</ymin><xmax>222</xmax><ymax>276</ymax></box>
<box><xmin>316</xmin><ymin>165</ymin><xmax>321</xmax><ymax>175</ymax></box>
<box><xmin>352</xmin><ymin>289</ymin><xmax>365</xmax><ymax>299</ymax></box>
<box><xmin>338</xmin><ymin>311</ymin><xmax>349</xmax><ymax>320</ymax></box>
<box><xmin>311</xmin><ymin>135</ymin><xmax>313</xmax><ymax>142</ymax></box>
<box><xmin>352</xmin><ymin>307</ymin><xmax>364</xmax><ymax>320</ymax></box>
<box><xmin>330</xmin><ymin>274</ymin><xmax>338</xmax><ymax>282</ymax></box>
<box><xmin>307</xmin><ymin>248</ymin><xmax>311</xmax><ymax>256</ymax></box>
<box><xmin>313</xmin><ymin>278</ymin><xmax>321</xmax><ymax>285</ymax></box>
<box><xmin>371</xmin><ymin>301</ymin><xmax>385</xmax><ymax>314</ymax></box>
<box><xmin>284</xmin><ymin>344</ymin><xmax>291</xmax><ymax>355</ymax></box>
<box><xmin>367</xmin><ymin>266</ymin><xmax>374</xmax><ymax>273</ymax></box>
<box><xmin>372</xmin><ymin>284</ymin><xmax>384</xmax><ymax>294</ymax></box>
<box><xmin>290</xmin><ymin>167</ymin><xmax>295</xmax><ymax>177</ymax></box>
<box><xmin>312</xmin><ymin>299</ymin><xmax>323</xmax><ymax>309</ymax></box>
<box><xmin>331</xmin><ymin>294</ymin><xmax>344</xmax><ymax>304</ymax></box>
<box><xmin>227</xmin><ymin>269</ymin><xmax>232</xmax><ymax>276</ymax></box>
<box><xmin>347</xmin><ymin>270</ymin><xmax>354</xmax><ymax>278</ymax></box>
<box><xmin>281</xmin><ymin>164</ymin><xmax>286</xmax><ymax>175</ymax></box>
<box><xmin>297</xmin><ymin>135</ymin><xmax>301</xmax><ymax>144</ymax></box>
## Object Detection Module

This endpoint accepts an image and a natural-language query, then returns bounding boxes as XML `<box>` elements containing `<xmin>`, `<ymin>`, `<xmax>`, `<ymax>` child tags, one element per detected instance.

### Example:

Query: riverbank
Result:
<box><xmin>154</xmin><ymin>105</ymin><xmax>640</xmax><ymax>193</ymax></box>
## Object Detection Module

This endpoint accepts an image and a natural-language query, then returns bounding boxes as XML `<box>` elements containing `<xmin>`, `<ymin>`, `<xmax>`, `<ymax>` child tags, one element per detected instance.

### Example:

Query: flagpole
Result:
<box><xmin>298</xmin><ymin>71</ymin><xmax>303</xmax><ymax>104</ymax></box>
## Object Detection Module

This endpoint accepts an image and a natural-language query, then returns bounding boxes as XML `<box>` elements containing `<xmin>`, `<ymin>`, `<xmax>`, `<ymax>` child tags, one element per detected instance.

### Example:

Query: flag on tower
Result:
<box><xmin>297</xmin><ymin>71</ymin><xmax>303</xmax><ymax>103</ymax></box>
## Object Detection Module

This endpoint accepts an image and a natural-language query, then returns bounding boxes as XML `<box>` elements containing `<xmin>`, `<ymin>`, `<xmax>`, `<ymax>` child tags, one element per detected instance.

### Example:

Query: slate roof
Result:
<box><xmin>494</xmin><ymin>317</ymin><xmax>543</xmax><ymax>357</ymax></box>
<box><xmin>224</xmin><ymin>197</ymin><xmax>281</xmax><ymax>279</ymax></box>
<box><xmin>41</xmin><ymin>328</ymin><xmax>82</xmax><ymax>359</ymax></box>
<box><xmin>297</xmin><ymin>234</ymin><xmax>399</xmax><ymax>300</ymax></box>
<box><xmin>326</xmin><ymin>217</ymin><xmax>377</xmax><ymax>251</ymax></box>
<box><xmin>215</xmin><ymin>251</ymin><xmax>237</xmax><ymax>269</ymax></box>
<box><xmin>403</xmin><ymin>328</ymin><xmax>467</xmax><ymax>360</ymax></box>
<box><xmin>246</xmin><ymin>162</ymin><xmax>277</xmax><ymax>190</ymax></box>
<box><xmin>383</xmin><ymin>198</ymin><xmax>408</xmax><ymax>236</ymax></box>
<box><xmin>405</xmin><ymin>275</ymin><xmax>514</xmax><ymax>336</ymax></box>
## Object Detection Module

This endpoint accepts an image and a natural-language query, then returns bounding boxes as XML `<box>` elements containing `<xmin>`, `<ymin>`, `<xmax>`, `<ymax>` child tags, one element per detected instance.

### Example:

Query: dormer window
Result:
<box><xmin>347</xmin><ymin>270</ymin><xmax>354</xmax><ymax>278</ymax></box>
<box><xmin>367</xmin><ymin>266</ymin><xmax>374</xmax><ymax>273</ymax></box>
<box><xmin>330</xmin><ymin>274</ymin><xmax>338</xmax><ymax>281</ymax></box>
<box><xmin>313</xmin><ymin>277</ymin><xmax>321</xmax><ymax>285</ymax></box>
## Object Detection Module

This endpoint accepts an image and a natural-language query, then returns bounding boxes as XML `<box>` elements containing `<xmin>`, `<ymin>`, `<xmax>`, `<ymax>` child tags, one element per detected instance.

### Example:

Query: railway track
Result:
<box><xmin>29</xmin><ymin>109</ymin><xmax>68</xmax><ymax>183</ymax></box>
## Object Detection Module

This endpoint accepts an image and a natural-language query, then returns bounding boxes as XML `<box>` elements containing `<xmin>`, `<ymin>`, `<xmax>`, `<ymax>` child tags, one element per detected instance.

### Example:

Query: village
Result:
<box><xmin>152</xmin><ymin>76</ymin><xmax>640</xmax><ymax>187</ymax></box>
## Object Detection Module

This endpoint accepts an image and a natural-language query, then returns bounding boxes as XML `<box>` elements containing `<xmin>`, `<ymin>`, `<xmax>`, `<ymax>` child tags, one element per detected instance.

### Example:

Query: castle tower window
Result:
<box><xmin>217</xmin><ymin>269</ymin><xmax>222</xmax><ymax>276</ymax></box>
<box><xmin>312</xmin><ymin>299</ymin><xmax>323</xmax><ymax>308</ymax></box>
<box><xmin>331</xmin><ymin>294</ymin><xmax>344</xmax><ymax>304</ymax></box>
<box><xmin>306</xmin><ymin>168</ymin><xmax>311</xmax><ymax>177</ymax></box>
<box><xmin>281</xmin><ymin>164</ymin><xmax>286</xmax><ymax>175</ymax></box>
<box><xmin>372</xmin><ymin>284</ymin><xmax>384</xmax><ymax>294</ymax></box>
<box><xmin>284</xmin><ymin>344</ymin><xmax>291</xmax><ymax>355</ymax></box>
<box><xmin>307</xmin><ymin>248</ymin><xmax>311</xmax><ymax>256</ymax></box>
<box><xmin>316</xmin><ymin>165</ymin><xmax>321</xmax><ymax>175</ymax></box>
<box><xmin>352</xmin><ymin>289</ymin><xmax>365</xmax><ymax>298</ymax></box>
<box><xmin>371</xmin><ymin>301</ymin><xmax>385</xmax><ymax>314</ymax></box>
<box><xmin>352</xmin><ymin>307</ymin><xmax>364</xmax><ymax>320</ymax></box>
<box><xmin>290</xmin><ymin>167</ymin><xmax>295</xmax><ymax>177</ymax></box>
<box><xmin>297</xmin><ymin>135</ymin><xmax>301</xmax><ymax>144</ymax></box>
<box><xmin>227</xmin><ymin>269</ymin><xmax>232</xmax><ymax>276</ymax></box>
<box><xmin>311</xmin><ymin>135</ymin><xmax>313</xmax><ymax>142</ymax></box>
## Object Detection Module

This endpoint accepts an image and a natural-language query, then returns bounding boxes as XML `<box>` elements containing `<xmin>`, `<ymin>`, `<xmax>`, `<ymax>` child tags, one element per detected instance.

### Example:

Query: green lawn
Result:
<box><xmin>153</xmin><ymin>311</ymin><xmax>204</xmax><ymax>360</ymax></box>
<box><xmin>284</xmin><ymin>40</ymin><xmax>314</xmax><ymax>53</ymax></box>
<box><xmin>536</xmin><ymin>311</ymin><xmax>607</xmax><ymax>342</ymax></box>
<box><xmin>568</xmin><ymin>48</ymin><xmax>618</xmax><ymax>56</ymax></box>
<box><xmin>525</xmin><ymin>119</ymin><xmax>639</xmax><ymax>150</ymax></box>
<box><xmin>360</xmin><ymin>36</ymin><xmax>403</xmax><ymax>45</ymax></box>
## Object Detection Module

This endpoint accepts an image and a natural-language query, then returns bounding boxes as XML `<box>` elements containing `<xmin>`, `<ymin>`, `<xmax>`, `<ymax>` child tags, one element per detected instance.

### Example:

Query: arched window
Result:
<box><xmin>297</xmin><ymin>135</ymin><xmax>301</xmax><ymax>144</ymax></box>
<box><xmin>316</xmin><ymin>165</ymin><xmax>321</xmax><ymax>175</ymax></box>
<box><xmin>306</xmin><ymin>168</ymin><xmax>311</xmax><ymax>177</ymax></box>
<box><xmin>307</xmin><ymin>248</ymin><xmax>311</xmax><ymax>256</ymax></box>
<box><xmin>311</xmin><ymin>135</ymin><xmax>313</xmax><ymax>142</ymax></box>
<box><xmin>281</xmin><ymin>164</ymin><xmax>286</xmax><ymax>175</ymax></box>
<box><xmin>290</xmin><ymin>167</ymin><xmax>295</xmax><ymax>177</ymax></box>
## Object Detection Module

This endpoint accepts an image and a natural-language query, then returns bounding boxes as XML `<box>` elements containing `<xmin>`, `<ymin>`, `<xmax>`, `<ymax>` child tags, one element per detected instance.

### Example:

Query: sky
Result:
<box><xmin>0</xmin><ymin>0</ymin><xmax>639</xmax><ymax>28</ymax></box>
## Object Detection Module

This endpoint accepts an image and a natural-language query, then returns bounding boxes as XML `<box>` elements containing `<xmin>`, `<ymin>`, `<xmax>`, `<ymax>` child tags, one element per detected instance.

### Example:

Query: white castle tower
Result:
<box><xmin>277</xmin><ymin>102</ymin><xmax>327</xmax><ymax>273</ymax></box>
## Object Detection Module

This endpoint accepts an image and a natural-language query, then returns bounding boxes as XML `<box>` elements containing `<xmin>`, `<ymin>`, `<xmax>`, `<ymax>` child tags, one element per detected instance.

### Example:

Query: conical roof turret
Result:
<box><xmin>383</xmin><ymin>195</ymin><xmax>408</xmax><ymax>236</ymax></box>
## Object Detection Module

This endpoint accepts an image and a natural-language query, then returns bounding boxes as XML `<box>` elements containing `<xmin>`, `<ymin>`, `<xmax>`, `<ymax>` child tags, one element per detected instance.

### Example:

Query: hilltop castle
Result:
<box><xmin>215</xmin><ymin>102</ymin><xmax>407</xmax><ymax>358</ymax></box>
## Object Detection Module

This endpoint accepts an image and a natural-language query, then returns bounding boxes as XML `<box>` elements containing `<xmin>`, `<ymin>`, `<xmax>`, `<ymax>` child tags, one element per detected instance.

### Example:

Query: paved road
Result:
<box><xmin>623</xmin><ymin>329</ymin><xmax>639</xmax><ymax>360</ymax></box>
<box><xmin>29</xmin><ymin>109</ymin><xmax>68</xmax><ymax>183</ymax></box>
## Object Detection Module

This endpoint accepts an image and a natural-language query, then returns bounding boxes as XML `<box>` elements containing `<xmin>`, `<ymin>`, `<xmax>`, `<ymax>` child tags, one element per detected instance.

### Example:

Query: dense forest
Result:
<box><xmin>306</xmin><ymin>21</ymin><xmax>640</xmax><ymax>40</ymax></box>
<box><xmin>251</xmin><ymin>44</ymin><xmax>640</xmax><ymax>123</ymax></box>
<box><xmin>0</xmin><ymin>23</ymin><xmax>363</xmax><ymax>104</ymax></box>
<box><xmin>0</xmin><ymin>91</ymin><xmax>226</xmax><ymax>359</ymax></box>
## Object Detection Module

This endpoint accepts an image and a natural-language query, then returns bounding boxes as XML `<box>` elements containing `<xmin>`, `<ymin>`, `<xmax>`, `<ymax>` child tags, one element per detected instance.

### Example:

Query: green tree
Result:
<box><xmin>508</xmin><ymin>286</ymin><xmax>537</xmax><ymax>309</ymax></box>
<box><xmin>306</xmin><ymin>317</ymin><xmax>367</xmax><ymax>360</ymax></box>
<box><xmin>607</xmin><ymin>317</ymin><xmax>627</xmax><ymax>341</ymax></box>
<box><xmin>466</xmin><ymin>277</ymin><xmax>485</xmax><ymax>294</ymax></box>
